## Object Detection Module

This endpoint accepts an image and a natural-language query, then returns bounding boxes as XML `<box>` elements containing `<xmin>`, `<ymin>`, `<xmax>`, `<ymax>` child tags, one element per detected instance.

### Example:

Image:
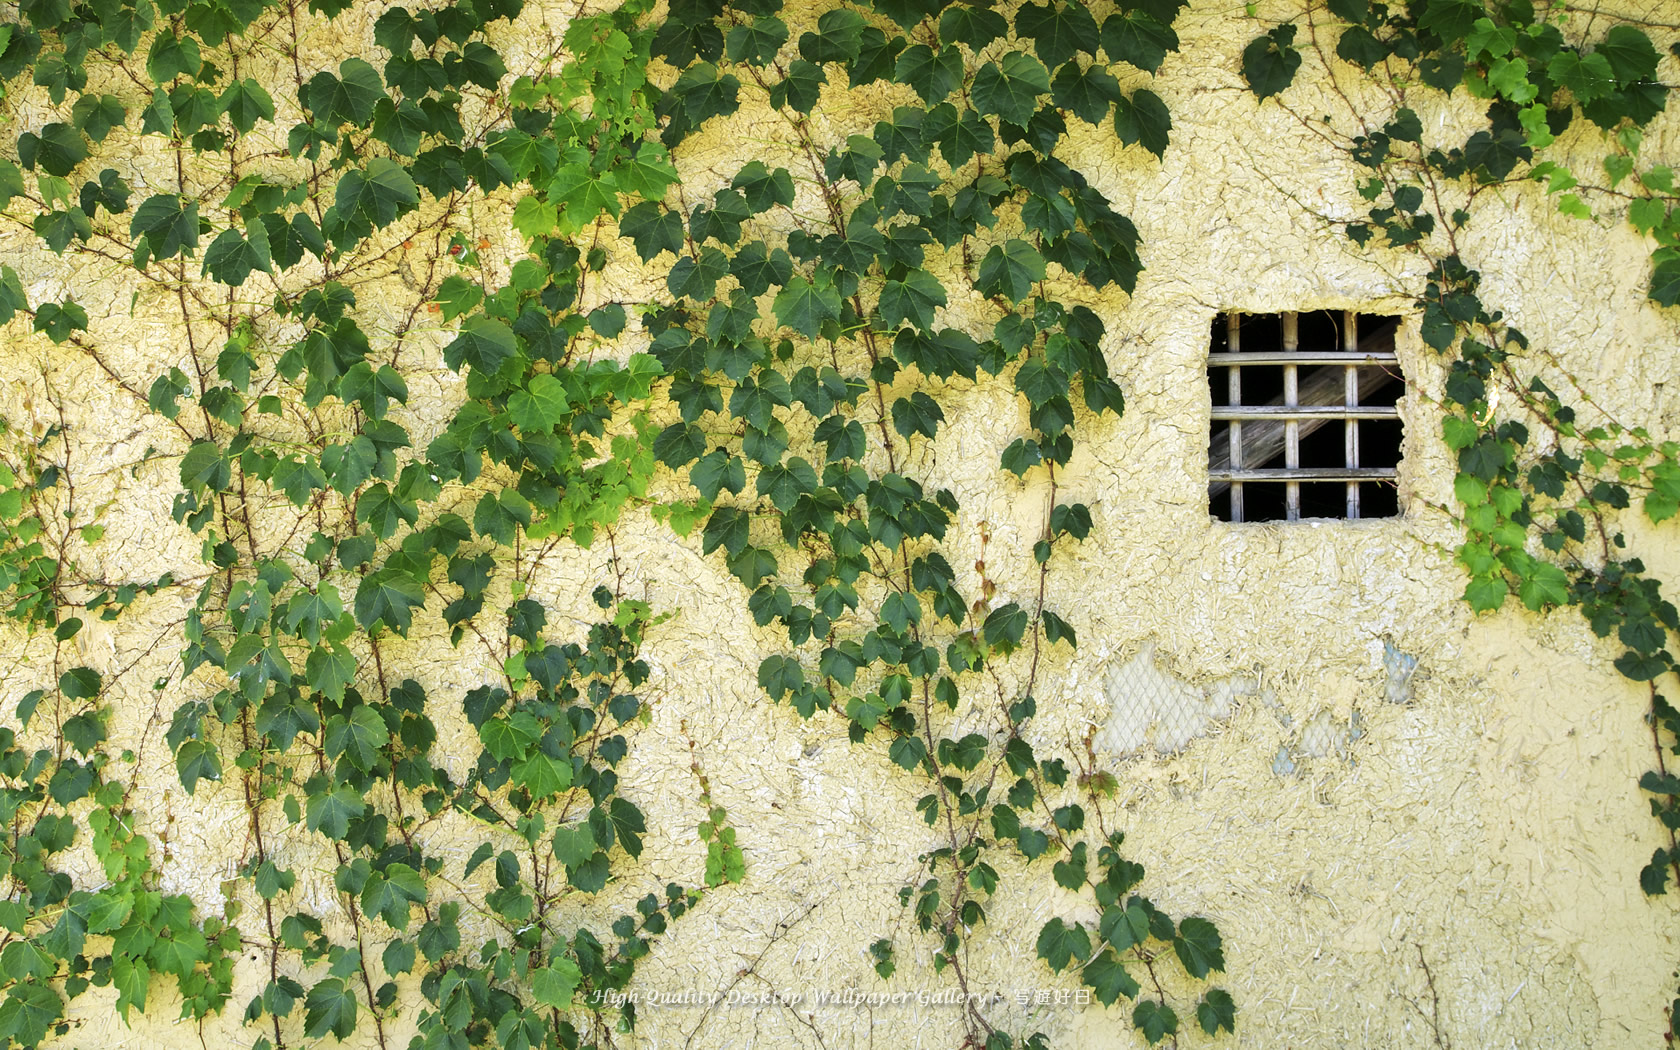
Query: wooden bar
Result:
<box><xmin>1208</xmin><ymin>351</ymin><xmax>1397</xmax><ymax>366</ymax></box>
<box><xmin>1211</xmin><ymin>405</ymin><xmax>1399</xmax><ymax>420</ymax></box>
<box><xmin>1283</xmin><ymin>311</ymin><xmax>1299</xmax><ymax>521</ymax></box>
<box><xmin>1210</xmin><ymin>467</ymin><xmax>1398</xmax><ymax>482</ymax></box>
<box><xmin>1227</xmin><ymin>312</ymin><xmax>1244</xmax><ymax>522</ymax></box>
<box><xmin>1343</xmin><ymin>310</ymin><xmax>1360</xmax><ymax>519</ymax></box>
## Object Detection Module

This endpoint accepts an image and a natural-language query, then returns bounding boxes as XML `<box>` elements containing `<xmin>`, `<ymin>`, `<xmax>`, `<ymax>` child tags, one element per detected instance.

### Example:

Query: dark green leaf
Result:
<box><xmin>202</xmin><ymin>227</ymin><xmax>272</xmax><ymax>286</ymax></box>
<box><xmin>304</xmin><ymin>978</ymin><xmax>358</xmax><ymax>1041</ymax></box>
<box><xmin>305</xmin><ymin>57</ymin><xmax>385</xmax><ymax>126</ymax></box>
<box><xmin>1174</xmin><ymin>917</ymin><xmax>1225</xmax><ymax>977</ymax></box>
<box><xmin>1052</xmin><ymin>61</ymin><xmax>1121</xmax><ymax>124</ymax></box>
<box><xmin>895</xmin><ymin>44</ymin><xmax>962</xmax><ymax>104</ymax></box>
<box><xmin>1197</xmin><ymin>989</ymin><xmax>1236</xmax><ymax>1035</ymax></box>
<box><xmin>1036</xmin><ymin>917</ymin><xmax>1091</xmax><ymax>971</ymax></box>
<box><xmin>354</xmin><ymin>568</ymin><xmax>425</xmax><ymax>634</ymax></box>
<box><xmin>219</xmin><ymin>78</ymin><xmax>275</xmax><ymax>134</ymax></box>
<box><xmin>1017</xmin><ymin>1</ymin><xmax>1099</xmax><ymax>68</ymax></box>
<box><xmin>1242</xmin><ymin>25</ymin><xmax>1300</xmax><ymax>100</ymax></box>
<box><xmin>939</xmin><ymin>5</ymin><xmax>1008</xmax><ymax>51</ymax></box>
<box><xmin>774</xmin><ymin>271</ymin><xmax>843</xmax><ymax>337</ymax></box>
<box><xmin>978</xmin><ymin>239</ymin><xmax>1046</xmax><ymax>303</ymax></box>
<box><xmin>147</xmin><ymin>30</ymin><xmax>201</xmax><ymax>81</ymax></box>
<box><xmin>877</xmin><ymin>268</ymin><xmax>946</xmax><ymax>331</ymax></box>
<box><xmin>131</xmin><ymin>194</ymin><xmax>198</xmax><ymax>266</ymax></box>
<box><xmin>973</xmin><ymin>52</ymin><xmax>1052</xmax><ymax>127</ymax></box>
<box><xmin>1083</xmin><ymin>948</ymin><xmax>1139</xmax><ymax>1005</ymax></box>
<box><xmin>727</xmin><ymin>16</ymin><xmax>788</xmax><ymax>64</ymax></box>
<box><xmin>443</xmin><ymin>317</ymin><xmax>517</xmax><ymax>374</ymax></box>
<box><xmin>671</xmin><ymin>61</ymin><xmax>740</xmax><ymax>125</ymax></box>
<box><xmin>1101</xmin><ymin>11</ymin><xmax>1177</xmax><ymax>73</ymax></box>
<box><xmin>1113</xmin><ymin>88</ymin><xmax>1172</xmax><ymax>158</ymax></box>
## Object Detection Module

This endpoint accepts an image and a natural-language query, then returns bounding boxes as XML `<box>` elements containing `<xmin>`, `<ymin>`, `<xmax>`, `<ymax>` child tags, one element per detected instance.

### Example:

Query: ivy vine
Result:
<box><xmin>0</xmin><ymin>0</ymin><xmax>1236</xmax><ymax>1046</ymax></box>
<box><xmin>1240</xmin><ymin>0</ymin><xmax>1680</xmax><ymax>1042</ymax></box>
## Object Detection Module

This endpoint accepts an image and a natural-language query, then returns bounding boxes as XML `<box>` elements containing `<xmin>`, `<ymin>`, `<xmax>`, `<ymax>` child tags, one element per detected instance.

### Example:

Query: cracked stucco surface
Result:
<box><xmin>0</xmin><ymin>0</ymin><xmax>1677</xmax><ymax>1047</ymax></box>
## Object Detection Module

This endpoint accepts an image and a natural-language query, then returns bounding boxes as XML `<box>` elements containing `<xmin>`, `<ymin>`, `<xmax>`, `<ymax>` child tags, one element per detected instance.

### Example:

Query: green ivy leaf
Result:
<box><xmin>354</xmin><ymin>567</ymin><xmax>425</xmax><ymax>634</ymax></box>
<box><xmin>940</xmin><ymin>5</ymin><xmax>1008</xmax><ymax>51</ymax></box>
<box><xmin>668</xmin><ymin>246</ymin><xmax>730</xmax><ymax>301</ymax></box>
<box><xmin>174</xmin><ymin>739</ymin><xmax>221</xmax><ymax>794</ymax></box>
<box><xmin>530</xmin><ymin>960</ymin><xmax>583</xmax><ymax>1009</ymax></box>
<box><xmin>773</xmin><ymin>58</ymin><xmax>825</xmax><ymax>113</ymax></box>
<box><xmin>1017</xmin><ymin>2</ymin><xmax>1100</xmax><ymax>68</ymax></box>
<box><xmin>1173</xmin><ymin>917</ymin><xmax>1225</xmax><ymax>977</ymax></box>
<box><xmin>146</xmin><ymin>30</ymin><xmax>202</xmax><ymax>81</ymax></box>
<box><xmin>443</xmin><ymin>317</ymin><xmax>517</xmax><ymax>374</ymax></box>
<box><xmin>1464</xmin><ymin>573</ymin><xmax>1509</xmax><ymax>613</ymax></box>
<box><xmin>1083</xmin><ymin>948</ymin><xmax>1139</xmax><ymax>1005</ymax></box>
<box><xmin>360</xmin><ymin>863</ymin><xmax>426</xmax><ymax>930</ymax></box>
<box><xmin>220</xmin><ymin>78</ymin><xmax>275</xmax><ymax>134</ymax></box>
<box><xmin>773</xmin><ymin>271</ymin><xmax>843</xmax><ymax>338</ymax></box>
<box><xmin>23</xmin><ymin>123</ymin><xmax>88</xmax><ymax>178</ymax></box>
<box><xmin>332</xmin><ymin>157</ymin><xmax>419</xmax><ymax>237</ymax></box>
<box><xmin>305</xmin><ymin>784</ymin><xmax>366</xmax><ymax>840</ymax></box>
<box><xmin>877</xmin><ymin>268</ymin><xmax>946</xmax><ymax>331</ymax></box>
<box><xmin>799</xmin><ymin>8</ymin><xmax>867</xmax><ymax>64</ymax></box>
<box><xmin>509</xmin><ymin>373</ymin><xmax>570</xmax><ymax>432</ymax></box>
<box><xmin>977</xmin><ymin>239</ymin><xmax>1047</xmax><ymax>303</ymax></box>
<box><xmin>896</xmin><ymin>44</ymin><xmax>962</xmax><ymax>104</ymax></box>
<box><xmin>972</xmin><ymin>52</ymin><xmax>1052</xmax><ymax>127</ymax></box>
<box><xmin>891</xmin><ymin>392</ymin><xmax>944</xmax><ymax>440</ymax></box>
<box><xmin>1052</xmin><ymin>61</ymin><xmax>1121</xmax><ymax>124</ymax></box>
<box><xmin>1133</xmin><ymin>1000</ymin><xmax>1179</xmax><ymax>1045</ymax></box>
<box><xmin>32</xmin><ymin>299</ymin><xmax>88</xmax><ymax>344</ymax></box>
<box><xmin>1113</xmin><ymin>88</ymin><xmax>1172</xmax><ymax>158</ymax></box>
<box><xmin>1548</xmin><ymin>50</ymin><xmax>1615</xmax><ymax>104</ymax></box>
<box><xmin>1101</xmin><ymin>11</ymin><xmax>1178</xmax><ymax>73</ymax></box>
<box><xmin>727</xmin><ymin>16</ymin><xmax>788</xmax><ymax>64</ymax></box>
<box><xmin>1035</xmin><ymin>917</ymin><xmax>1091</xmax><ymax>972</ymax></box>
<box><xmin>0</xmin><ymin>980</ymin><xmax>63</xmax><ymax>1046</ymax></box>
<box><xmin>324</xmin><ymin>706</ymin><xmax>390</xmax><ymax>772</ymax></box>
<box><xmin>305</xmin><ymin>57</ymin><xmax>385</xmax><ymax>126</ymax></box>
<box><xmin>180</xmin><ymin>440</ymin><xmax>232</xmax><ymax>492</ymax></box>
<box><xmin>1649</xmin><ymin>249</ymin><xmax>1680</xmax><ymax>307</ymax></box>
<box><xmin>1197</xmin><ymin>988</ymin><xmax>1236</xmax><ymax>1035</ymax></box>
<box><xmin>70</xmin><ymin>94</ymin><xmax>126</xmax><ymax>143</ymax></box>
<box><xmin>1598</xmin><ymin>25</ymin><xmax>1659</xmax><ymax>85</ymax></box>
<box><xmin>1242</xmin><ymin>25</ymin><xmax>1300</xmax><ymax>100</ymax></box>
<box><xmin>671</xmin><ymin>61</ymin><xmax>741</xmax><ymax>125</ymax></box>
<box><xmin>131</xmin><ymin>194</ymin><xmax>199</xmax><ymax>267</ymax></box>
<box><xmin>303</xmin><ymin>977</ymin><xmax>359</xmax><ymax>1041</ymax></box>
<box><xmin>202</xmin><ymin>227</ymin><xmax>273</xmax><ymax>286</ymax></box>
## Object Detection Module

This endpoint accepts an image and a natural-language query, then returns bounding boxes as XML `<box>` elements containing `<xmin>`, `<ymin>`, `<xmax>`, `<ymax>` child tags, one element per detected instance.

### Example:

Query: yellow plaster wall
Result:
<box><xmin>0</xmin><ymin>1</ymin><xmax>1677</xmax><ymax>1047</ymax></box>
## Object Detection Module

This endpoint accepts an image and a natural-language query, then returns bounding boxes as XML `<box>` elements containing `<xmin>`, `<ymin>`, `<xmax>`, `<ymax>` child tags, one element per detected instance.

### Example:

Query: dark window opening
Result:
<box><xmin>1209</xmin><ymin>310</ymin><xmax>1404</xmax><ymax>523</ymax></box>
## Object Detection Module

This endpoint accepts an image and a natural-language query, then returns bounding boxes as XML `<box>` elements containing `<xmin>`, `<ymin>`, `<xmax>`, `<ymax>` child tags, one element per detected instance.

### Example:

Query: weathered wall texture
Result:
<box><xmin>2</xmin><ymin>0</ymin><xmax>1678</xmax><ymax>1047</ymax></box>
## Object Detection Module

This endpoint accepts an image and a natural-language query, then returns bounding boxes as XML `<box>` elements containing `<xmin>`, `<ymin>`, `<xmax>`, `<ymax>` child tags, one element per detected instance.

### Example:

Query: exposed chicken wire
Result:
<box><xmin>1097</xmin><ymin>642</ymin><xmax>1271</xmax><ymax>756</ymax></box>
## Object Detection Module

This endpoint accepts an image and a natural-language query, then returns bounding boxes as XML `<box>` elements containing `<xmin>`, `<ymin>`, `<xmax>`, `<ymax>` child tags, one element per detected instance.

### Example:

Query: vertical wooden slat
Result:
<box><xmin>1282</xmin><ymin>311</ymin><xmax>1299</xmax><ymax>521</ymax></box>
<box><xmin>1343</xmin><ymin>310</ymin><xmax>1360</xmax><ymax>519</ymax></box>
<box><xmin>1226</xmin><ymin>312</ymin><xmax>1244</xmax><ymax>522</ymax></box>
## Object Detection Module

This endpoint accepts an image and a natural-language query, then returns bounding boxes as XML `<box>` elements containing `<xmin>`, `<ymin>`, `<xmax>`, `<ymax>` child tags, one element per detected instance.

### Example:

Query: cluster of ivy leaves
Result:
<box><xmin>0</xmin><ymin>0</ymin><xmax>717</xmax><ymax>1046</ymax></box>
<box><xmin>1241</xmin><ymin>1</ymin><xmax>1680</xmax><ymax>1042</ymax></box>
<box><xmin>0</xmin><ymin>0</ymin><xmax>1258</xmax><ymax>1045</ymax></box>
<box><xmin>637</xmin><ymin>0</ymin><xmax>1235</xmax><ymax>1045</ymax></box>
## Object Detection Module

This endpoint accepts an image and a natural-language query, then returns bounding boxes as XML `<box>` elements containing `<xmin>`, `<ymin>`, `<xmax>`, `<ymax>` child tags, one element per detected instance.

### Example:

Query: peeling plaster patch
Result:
<box><xmin>1096</xmin><ymin>642</ymin><xmax>1267</xmax><ymax>755</ymax></box>
<box><xmin>1384</xmin><ymin>638</ymin><xmax>1420</xmax><ymax>703</ymax></box>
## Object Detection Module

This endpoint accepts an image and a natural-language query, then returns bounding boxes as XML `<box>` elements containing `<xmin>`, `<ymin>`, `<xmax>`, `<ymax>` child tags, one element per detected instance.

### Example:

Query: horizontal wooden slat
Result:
<box><xmin>1212</xmin><ymin>405</ymin><xmax>1399</xmax><ymax>420</ymax></box>
<box><xmin>1208</xmin><ymin>352</ymin><xmax>1399</xmax><ymax>366</ymax></box>
<box><xmin>1210</xmin><ymin>467</ymin><xmax>1399</xmax><ymax>482</ymax></box>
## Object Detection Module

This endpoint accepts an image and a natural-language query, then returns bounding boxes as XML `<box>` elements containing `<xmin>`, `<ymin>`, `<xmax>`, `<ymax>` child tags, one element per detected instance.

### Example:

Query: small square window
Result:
<box><xmin>1208</xmin><ymin>310</ymin><xmax>1404</xmax><ymax>523</ymax></box>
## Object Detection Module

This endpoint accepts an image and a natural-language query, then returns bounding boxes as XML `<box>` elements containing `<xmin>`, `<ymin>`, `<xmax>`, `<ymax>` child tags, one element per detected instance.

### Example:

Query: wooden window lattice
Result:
<box><xmin>1209</xmin><ymin>310</ymin><xmax>1403</xmax><ymax>523</ymax></box>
